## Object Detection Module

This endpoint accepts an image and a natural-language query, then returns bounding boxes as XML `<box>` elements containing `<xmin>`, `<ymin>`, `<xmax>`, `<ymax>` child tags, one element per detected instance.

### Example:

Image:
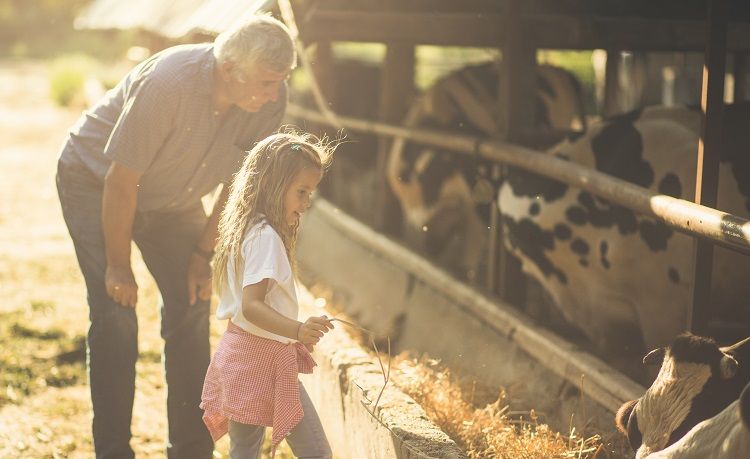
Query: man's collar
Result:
<box><xmin>197</xmin><ymin>47</ymin><xmax>217</xmax><ymax>96</ymax></box>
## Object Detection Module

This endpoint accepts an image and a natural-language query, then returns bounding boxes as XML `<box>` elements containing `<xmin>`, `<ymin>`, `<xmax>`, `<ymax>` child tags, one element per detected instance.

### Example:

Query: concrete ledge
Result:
<box><xmin>298</xmin><ymin>288</ymin><xmax>466</xmax><ymax>459</ymax></box>
<box><xmin>296</xmin><ymin>199</ymin><xmax>644</xmax><ymax>440</ymax></box>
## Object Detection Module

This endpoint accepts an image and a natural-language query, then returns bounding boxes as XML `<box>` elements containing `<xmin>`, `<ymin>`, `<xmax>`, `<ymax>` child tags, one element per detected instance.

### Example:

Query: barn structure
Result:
<box><xmin>76</xmin><ymin>0</ymin><xmax>750</xmax><ymax>455</ymax></box>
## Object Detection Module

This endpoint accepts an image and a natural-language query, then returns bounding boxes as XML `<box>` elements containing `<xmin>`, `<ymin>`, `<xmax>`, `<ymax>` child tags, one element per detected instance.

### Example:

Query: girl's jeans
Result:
<box><xmin>56</xmin><ymin>158</ymin><xmax>213</xmax><ymax>459</ymax></box>
<box><xmin>228</xmin><ymin>383</ymin><xmax>332</xmax><ymax>459</ymax></box>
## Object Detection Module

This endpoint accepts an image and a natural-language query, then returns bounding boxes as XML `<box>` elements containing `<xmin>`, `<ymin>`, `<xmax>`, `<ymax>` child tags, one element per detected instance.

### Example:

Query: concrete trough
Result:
<box><xmin>298</xmin><ymin>286</ymin><xmax>465</xmax><ymax>458</ymax></box>
<box><xmin>296</xmin><ymin>199</ymin><xmax>645</xmax><ymax>445</ymax></box>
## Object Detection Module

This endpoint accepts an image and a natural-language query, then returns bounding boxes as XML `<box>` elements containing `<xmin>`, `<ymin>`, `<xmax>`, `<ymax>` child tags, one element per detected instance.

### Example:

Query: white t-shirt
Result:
<box><xmin>215</xmin><ymin>218</ymin><xmax>298</xmax><ymax>343</ymax></box>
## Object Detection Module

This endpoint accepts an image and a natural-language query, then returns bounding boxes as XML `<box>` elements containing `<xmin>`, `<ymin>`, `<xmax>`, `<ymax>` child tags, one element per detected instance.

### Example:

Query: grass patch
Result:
<box><xmin>0</xmin><ymin>309</ymin><xmax>86</xmax><ymax>406</ymax></box>
<box><xmin>394</xmin><ymin>357</ymin><xmax>603</xmax><ymax>459</ymax></box>
<box><xmin>48</xmin><ymin>53</ymin><xmax>97</xmax><ymax>107</ymax></box>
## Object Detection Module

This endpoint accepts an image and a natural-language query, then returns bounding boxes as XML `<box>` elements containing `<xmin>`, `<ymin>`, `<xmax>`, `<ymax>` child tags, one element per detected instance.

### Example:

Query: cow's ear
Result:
<box><xmin>643</xmin><ymin>347</ymin><xmax>665</xmax><ymax>366</ymax></box>
<box><xmin>615</xmin><ymin>399</ymin><xmax>642</xmax><ymax>451</ymax></box>
<box><xmin>615</xmin><ymin>399</ymin><xmax>637</xmax><ymax>434</ymax></box>
<box><xmin>719</xmin><ymin>353</ymin><xmax>738</xmax><ymax>379</ymax></box>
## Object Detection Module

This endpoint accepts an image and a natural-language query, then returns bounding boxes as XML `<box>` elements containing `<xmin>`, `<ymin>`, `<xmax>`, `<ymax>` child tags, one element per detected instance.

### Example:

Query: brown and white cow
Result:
<box><xmin>498</xmin><ymin>104</ymin><xmax>750</xmax><ymax>367</ymax></box>
<box><xmin>388</xmin><ymin>61</ymin><xmax>586</xmax><ymax>281</ymax></box>
<box><xmin>616</xmin><ymin>333</ymin><xmax>750</xmax><ymax>458</ymax></box>
<box><xmin>645</xmin><ymin>382</ymin><xmax>750</xmax><ymax>458</ymax></box>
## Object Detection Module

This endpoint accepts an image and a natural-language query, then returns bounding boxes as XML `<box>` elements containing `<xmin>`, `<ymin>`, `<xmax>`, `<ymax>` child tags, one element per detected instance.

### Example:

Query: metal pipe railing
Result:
<box><xmin>287</xmin><ymin>103</ymin><xmax>750</xmax><ymax>254</ymax></box>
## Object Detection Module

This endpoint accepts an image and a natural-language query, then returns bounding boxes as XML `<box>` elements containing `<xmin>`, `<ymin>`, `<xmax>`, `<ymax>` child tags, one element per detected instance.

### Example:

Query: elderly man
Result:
<box><xmin>55</xmin><ymin>14</ymin><xmax>295</xmax><ymax>459</ymax></box>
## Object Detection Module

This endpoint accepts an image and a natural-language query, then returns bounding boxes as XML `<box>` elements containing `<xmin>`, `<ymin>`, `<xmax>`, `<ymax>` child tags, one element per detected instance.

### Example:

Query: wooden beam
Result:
<box><xmin>300</xmin><ymin>12</ymin><xmax>503</xmax><ymax>47</ymax></box>
<box><xmin>299</xmin><ymin>11</ymin><xmax>750</xmax><ymax>51</ymax></box>
<box><xmin>526</xmin><ymin>15</ymin><xmax>750</xmax><ymax>51</ymax></box>
<box><xmin>689</xmin><ymin>0</ymin><xmax>728</xmax><ymax>337</ymax></box>
<box><xmin>494</xmin><ymin>0</ymin><xmax>532</xmax><ymax>304</ymax></box>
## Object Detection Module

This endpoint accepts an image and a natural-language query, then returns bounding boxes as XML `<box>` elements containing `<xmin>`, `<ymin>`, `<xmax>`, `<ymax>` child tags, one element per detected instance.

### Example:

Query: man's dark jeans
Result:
<box><xmin>56</xmin><ymin>159</ymin><xmax>213</xmax><ymax>459</ymax></box>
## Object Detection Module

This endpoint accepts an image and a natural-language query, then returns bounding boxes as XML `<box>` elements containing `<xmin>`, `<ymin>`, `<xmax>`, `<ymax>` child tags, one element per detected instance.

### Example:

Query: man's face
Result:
<box><xmin>283</xmin><ymin>166</ymin><xmax>322</xmax><ymax>227</ymax></box>
<box><xmin>225</xmin><ymin>64</ymin><xmax>289</xmax><ymax>113</ymax></box>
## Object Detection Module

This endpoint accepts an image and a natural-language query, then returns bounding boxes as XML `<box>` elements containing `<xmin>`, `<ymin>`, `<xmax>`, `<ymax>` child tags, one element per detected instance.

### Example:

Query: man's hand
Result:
<box><xmin>105</xmin><ymin>265</ymin><xmax>138</xmax><ymax>308</ymax></box>
<box><xmin>188</xmin><ymin>252</ymin><xmax>212</xmax><ymax>305</ymax></box>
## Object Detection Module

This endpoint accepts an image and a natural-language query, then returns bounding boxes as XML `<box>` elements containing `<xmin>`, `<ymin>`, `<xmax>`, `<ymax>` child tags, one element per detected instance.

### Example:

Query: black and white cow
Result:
<box><xmin>615</xmin><ymin>333</ymin><xmax>750</xmax><ymax>458</ymax></box>
<box><xmin>498</xmin><ymin>104</ymin><xmax>750</xmax><ymax>366</ymax></box>
<box><xmin>646</xmin><ymin>382</ymin><xmax>750</xmax><ymax>458</ymax></box>
<box><xmin>388</xmin><ymin>61</ymin><xmax>586</xmax><ymax>281</ymax></box>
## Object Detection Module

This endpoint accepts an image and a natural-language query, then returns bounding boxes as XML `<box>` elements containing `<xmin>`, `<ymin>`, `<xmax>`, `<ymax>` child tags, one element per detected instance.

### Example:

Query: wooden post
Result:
<box><xmin>603</xmin><ymin>49</ymin><xmax>621</xmax><ymax>116</ymax></box>
<box><xmin>375</xmin><ymin>44</ymin><xmax>415</xmax><ymax>234</ymax></box>
<box><xmin>734</xmin><ymin>52</ymin><xmax>747</xmax><ymax>102</ymax></box>
<box><xmin>311</xmin><ymin>41</ymin><xmax>335</xmax><ymax>103</ymax></box>
<box><xmin>688</xmin><ymin>0</ymin><xmax>728</xmax><ymax>336</ymax></box>
<box><xmin>494</xmin><ymin>0</ymin><xmax>535</xmax><ymax>305</ymax></box>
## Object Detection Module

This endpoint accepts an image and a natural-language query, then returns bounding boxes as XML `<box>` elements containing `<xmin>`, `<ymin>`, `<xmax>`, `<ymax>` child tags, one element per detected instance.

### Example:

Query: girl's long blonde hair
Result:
<box><xmin>213</xmin><ymin>131</ymin><xmax>333</xmax><ymax>293</ymax></box>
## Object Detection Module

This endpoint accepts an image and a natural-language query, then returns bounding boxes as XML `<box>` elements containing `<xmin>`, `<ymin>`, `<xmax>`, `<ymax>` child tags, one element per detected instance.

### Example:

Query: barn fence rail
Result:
<box><xmin>287</xmin><ymin>103</ymin><xmax>750</xmax><ymax>256</ymax></box>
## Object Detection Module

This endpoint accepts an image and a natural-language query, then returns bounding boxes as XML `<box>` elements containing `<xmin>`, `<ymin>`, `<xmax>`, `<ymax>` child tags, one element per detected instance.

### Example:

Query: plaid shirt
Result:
<box><xmin>61</xmin><ymin>43</ymin><xmax>286</xmax><ymax>212</ymax></box>
<box><xmin>200</xmin><ymin>321</ymin><xmax>316</xmax><ymax>454</ymax></box>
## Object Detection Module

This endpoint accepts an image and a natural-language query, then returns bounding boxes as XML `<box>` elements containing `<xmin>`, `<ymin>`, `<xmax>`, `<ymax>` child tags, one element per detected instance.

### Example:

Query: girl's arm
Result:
<box><xmin>242</xmin><ymin>279</ymin><xmax>331</xmax><ymax>345</ymax></box>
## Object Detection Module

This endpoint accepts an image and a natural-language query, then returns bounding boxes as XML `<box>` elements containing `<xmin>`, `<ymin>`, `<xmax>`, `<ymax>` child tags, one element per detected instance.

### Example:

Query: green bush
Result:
<box><xmin>49</xmin><ymin>54</ymin><xmax>95</xmax><ymax>107</ymax></box>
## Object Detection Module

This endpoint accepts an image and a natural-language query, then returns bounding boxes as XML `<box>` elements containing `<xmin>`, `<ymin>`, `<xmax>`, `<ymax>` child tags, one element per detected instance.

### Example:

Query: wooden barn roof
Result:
<box><xmin>75</xmin><ymin>0</ymin><xmax>750</xmax><ymax>50</ymax></box>
<box><xmin>75</xmin><ymin>0</ymin><xmax>274</xmax><ymax>39</ymax></box>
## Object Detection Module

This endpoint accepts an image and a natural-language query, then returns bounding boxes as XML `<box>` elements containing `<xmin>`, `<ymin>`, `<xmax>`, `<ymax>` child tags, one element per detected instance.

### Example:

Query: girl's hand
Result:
<box><xmin>296</xmin><ymin>315</ymin><xmax>334</xmax><ymax>346</ymax></box>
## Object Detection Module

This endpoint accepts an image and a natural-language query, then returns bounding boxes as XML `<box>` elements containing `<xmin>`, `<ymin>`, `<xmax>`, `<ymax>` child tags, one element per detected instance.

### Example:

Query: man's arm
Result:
<box><xmin>187</xmin><ymin>184</ymin><xmax>230</xmax><ymax>305</ymax></box>
<box><xmin>102</xmin><ymin>161</ymin><xmax>142</xmax><ymax>307</ymax></box>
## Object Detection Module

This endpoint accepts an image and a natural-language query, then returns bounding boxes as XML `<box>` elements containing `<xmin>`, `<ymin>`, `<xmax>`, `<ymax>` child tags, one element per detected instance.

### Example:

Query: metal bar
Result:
<box><xmin>287</xmin><ymin>103</ymin><xmax>750</xmax><ymax>255</ymax></box>
<box><xmin>311</xmin><ymin>198</ymin><xmax>646</xmax><ymax>412</ymax></box>
<box><xmin>689</xmin><ymin>0</ymin><xmax>728</xmax><ymax>336</ymax></box>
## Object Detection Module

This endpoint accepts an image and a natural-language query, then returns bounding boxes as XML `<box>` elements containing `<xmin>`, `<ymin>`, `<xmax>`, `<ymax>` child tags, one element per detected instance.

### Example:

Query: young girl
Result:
<box><xmin>201</xmin><ymin>132</ymin><xmax>335</xmax><ymax>458</ymax></box>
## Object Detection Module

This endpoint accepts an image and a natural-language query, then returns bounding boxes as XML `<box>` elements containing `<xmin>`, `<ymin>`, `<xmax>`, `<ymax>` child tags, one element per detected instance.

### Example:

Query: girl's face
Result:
<box><xmin>283</xmin><ymin>166</ymin><xmax>322</xmax><ymax>227</ymax></box>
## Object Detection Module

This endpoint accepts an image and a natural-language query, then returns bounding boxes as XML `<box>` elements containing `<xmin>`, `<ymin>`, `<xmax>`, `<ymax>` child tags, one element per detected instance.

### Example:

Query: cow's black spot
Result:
<box><xmin>566</xmin><ymin>205</ymin><xmax>587</xmax><ymax>225</ymax></box>
<box><xmin>658</xmin><ymin>173</ymin><xmax>682</xmax><ymax>198</ymax></box>
<box><xmin>571</xmin><ymin>238</ymin><xmax>590</xmax><ymax>255</ymax></box>
<box><xmin>639</xmin><ymin>219</ymin><xmax>673</xmax><ymax>251</ymax></box>
<box><xmin>668</xmin><ymin>267</ymin><xmax>680</xmax><ymax>283</ymax></box>
<box><xmin>503</xmin><ymin>216</ymin><xmax>567</xmax><ymax>284</ymax></box>
<box><xmin>506</xmin><ymin>166</ymin><xmax>569</xmax><ymax>203</ymax></box>
<box><xmin>576</xmin><ymin>191</ymin><xmax>639</xmax><ymax>234</ymax></box>
<box><xmin>529</xmin><ymin>202</ymin><xmax>540</xmax><ymax>216</ymax></box>
<box><xmin>591</xmin><ymin>109</ymin><xmax>654</xmax><ymax>188</ymax></box>
<box><xmin>554</xmin><ymin>223</ymin><xmax>572</xmax><ymax>240</ymax></box>
<box><xmin>600</xmin><ymin>240</ymin><xmax>611</xmax><ymax>269</ymax></box>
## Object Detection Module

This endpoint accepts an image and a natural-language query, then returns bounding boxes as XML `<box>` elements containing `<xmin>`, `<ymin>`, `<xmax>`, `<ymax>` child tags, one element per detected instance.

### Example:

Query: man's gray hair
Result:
<box><xmin>213</xmin><ymin>13</ymin><xmax>296</xmax><ymax>78</ymax></box>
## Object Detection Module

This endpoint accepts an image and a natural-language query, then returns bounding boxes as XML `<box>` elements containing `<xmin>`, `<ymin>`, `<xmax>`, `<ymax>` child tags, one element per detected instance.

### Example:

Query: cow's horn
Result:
<box><xmin>643</xmin><ymin>347</ymin><xmax>665</xmax><ymax>366</ymax></box>
<box><xmin>719</xmin><ymin>353</ymin><xmax>739</xmax><ymax>379</ymax></box>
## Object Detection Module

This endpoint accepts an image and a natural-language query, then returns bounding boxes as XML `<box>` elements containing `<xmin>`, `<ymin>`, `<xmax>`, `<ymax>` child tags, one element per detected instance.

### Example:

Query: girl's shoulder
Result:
<box><xmin>243</xmin><ymin>217</ymin><xmax>284</xmax><ymax>249</ymax></box>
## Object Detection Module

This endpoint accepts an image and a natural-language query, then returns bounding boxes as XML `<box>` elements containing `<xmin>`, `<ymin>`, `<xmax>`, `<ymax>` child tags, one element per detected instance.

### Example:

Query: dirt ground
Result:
<box><xmin>0</xmin><ymin>60</ymin><xmax>290</xmax><ymax>458</ymax></box>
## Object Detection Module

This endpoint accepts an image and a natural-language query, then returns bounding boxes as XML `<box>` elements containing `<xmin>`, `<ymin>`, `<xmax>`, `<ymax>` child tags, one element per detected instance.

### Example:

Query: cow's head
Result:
<box><xmin>616</xmin><ymin>333</ymin><xmax>750</xmax><ymax>458</ymax></box>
